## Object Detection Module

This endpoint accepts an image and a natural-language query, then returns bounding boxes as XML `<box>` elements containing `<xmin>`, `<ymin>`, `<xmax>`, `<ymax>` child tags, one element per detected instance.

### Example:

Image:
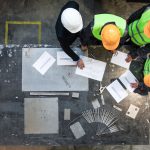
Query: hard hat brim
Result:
<box><xmin>102</xmin><ymin>39</ymin><xmax>120</xmax><ymax>51</ymax></box>
<box><xmin>68</xmin><ymin>23</ymin><xmax>83</xmax><ymax>33</ymax></box>
<box><xmin>144</xmin><ymin>22</ymin><xmax>150</xmax><ymax>38</ymax></box>
<box><xmin>144</xmin><ymin>74</ymin><xmax>150</xmax><ymax>87</ymax></box>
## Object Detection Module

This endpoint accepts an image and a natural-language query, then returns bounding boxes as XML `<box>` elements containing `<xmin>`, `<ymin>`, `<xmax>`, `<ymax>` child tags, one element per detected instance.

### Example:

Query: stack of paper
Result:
<box><xmin>106</xmin><ymin>80</ymin><xmax>128</xmax><ymax>103</ymax></box>
<box><xmin>119</xmin><ymin>70</ymin><xmax>137</xmax><ymax>92</ymax></box>
<box><xmin>75</xmin><ymin>56</ymin><xmax>107</xmax><ymax>81</ymax></box>
<box><xmin>57</xmin><ymin>51</ymin><xmax>76</xmax><ymax>66</ymax></box>
<box><xmin>111</xmin><ymin>51</ymin><xmax>131</xmax><ymax>69</ymax></box>
<box><xmin>32</xmin><ymin>51</ymin><xmax>56</xmax><ymax>75</ymax></box>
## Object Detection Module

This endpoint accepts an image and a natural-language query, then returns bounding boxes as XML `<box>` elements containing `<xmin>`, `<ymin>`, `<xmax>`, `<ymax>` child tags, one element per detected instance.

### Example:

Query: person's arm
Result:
<box><xmin>128</xmin><ymin>44</ymin><xmax>150</xmax><ymax>60</ymax></box>
<box><xmin>80</xmin><ymin>22</ymin><xmax>93</xmax><ymax>46</ymax></box>
<box><xmin>61</xmin><ymin>1</ymin><xmax>79</xmax><ymax>12</ymax></box>
<box><xmin>59</xmin><ymin>39</ymin><xmax>85</xmax><ymax>69</ymax></box>
<box><xmin>59</xmin><ymin>38</ymin><xmax>80</xmax><ymax>61</ymax></box>
<box><xmin>133</xmin><ymin>82</ymin><xmax>149</xmax><ymax>96</ymax></box>
<box><xmin>119</xmin><ymin>32</ymin><xmax>130</xmax><ymax>48</ymax></box>
<box><xmin>127</xmin><ymin>4</ymin><xmax>150</xmax><ymax>25</ymax></box>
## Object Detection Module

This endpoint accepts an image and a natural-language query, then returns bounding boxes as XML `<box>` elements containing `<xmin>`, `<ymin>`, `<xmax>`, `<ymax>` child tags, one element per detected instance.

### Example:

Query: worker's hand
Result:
<box><xmin>112</xmin><ymin>50</ymin><xmax>117</xmax><ymax>54</ymax></box>
<box><xmin>130</xmin><ymin>82</ymin><xmax>139</xmax><ymax>88</ymax></box>
<box><xmin>77</xmin><ymin>59</ymin><xmax>85</xmax><ymax>69</ymax></box>
<box><xmin>81</xmin><ymin>45</ymin><xmax>88</xmax><ymax>51</ymax></box>
<box><xmin>125</xmin><ymin>55</ymin><xmax>133</xmax><ymax>63</ymax></box>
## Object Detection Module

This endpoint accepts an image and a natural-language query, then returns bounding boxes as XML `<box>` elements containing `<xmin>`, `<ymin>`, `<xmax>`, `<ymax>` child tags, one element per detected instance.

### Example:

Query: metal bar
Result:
<box><xmin>30</xmin><ymin>92</ymin><xmax>69</xmax><ymax>96</ymax></box>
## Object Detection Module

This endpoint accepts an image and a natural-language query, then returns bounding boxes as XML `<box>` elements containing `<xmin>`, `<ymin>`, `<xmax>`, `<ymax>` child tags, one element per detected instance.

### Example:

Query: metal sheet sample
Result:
<box><xmin>22</xmin><ymin>48</ymin><xmax>88</xmax><ymax>91</ymax></box>
<box><xmin>70</xmin><ymin>122</ymin><xmax>85</xmax><ymax>139</ymax></box>
<box><xmin>64</xmin><ymin>109</ymin><xmax>71</xmax><ymax>120</ymax></box>
<box><xmin>24</xmin><ymin>97</ymin><xmax>59</xmax><ymax>134</ymax></box>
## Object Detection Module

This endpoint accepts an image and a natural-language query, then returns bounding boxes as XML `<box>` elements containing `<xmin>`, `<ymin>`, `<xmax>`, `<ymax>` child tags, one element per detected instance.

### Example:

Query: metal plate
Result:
<box><xmin>70</xmin><ymin>122</ymin><xmax>85</xmax><ymax>139</ymax></box>
<box><xmin>24</xmin><ymin>97</ymin><xmax>59</xmax><ymax>134</ymax></box>
<box><xmin>22</xmin><ymin>48</ymin><xmax>88</xmax><ymax>91</ymax></box>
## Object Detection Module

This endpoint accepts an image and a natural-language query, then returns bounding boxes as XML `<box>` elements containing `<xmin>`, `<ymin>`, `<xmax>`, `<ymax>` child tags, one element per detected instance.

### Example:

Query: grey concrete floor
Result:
<box><xmin>0</xmin><ymin>0</ymin><xmax>150</xmax><ymax>149</ymax></box>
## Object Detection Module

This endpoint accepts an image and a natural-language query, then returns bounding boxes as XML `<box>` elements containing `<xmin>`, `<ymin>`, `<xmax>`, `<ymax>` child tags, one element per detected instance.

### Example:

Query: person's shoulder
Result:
<box><xmin>62</xmin><ymin>1</ymin><xmax>79</xmax><ymax>11</ymax></box>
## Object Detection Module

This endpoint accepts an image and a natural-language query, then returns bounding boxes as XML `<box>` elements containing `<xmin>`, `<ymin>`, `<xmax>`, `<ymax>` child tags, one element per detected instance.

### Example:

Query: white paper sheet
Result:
<box><xmin>92</xmin><ymin>99</ymin><xmax>100</xmax><ymax>109</ymax></box>
<box><xmin>57</xmin><ymin>51</ymin><xmax>76</xmax><ymax>66</ymax></box>
<box><xmin>111</xmin><ymin>51</ymin><xmax>131</xmax><ymax>69</ymax></box>
<box><xmin>106</xmin><ymin>80</ymin><xmax>128</xmax><ymax>103</ymax></box>
<box><xmin>32</xmin><ymin>51</ymin><xmax>56</xmax><ymax>75</ymax></box>
<box><xmin>119</xmin><ymin>70</ymin><xmax>137</xmax><ymax>93</ymax></box>
<box><xmin>126</xmin><ymin>104</ymin><xmax>139</xmax><ymax>119</ymax></box>
<box><xmin>75</xmin><ymin>56</ymin><xmax>107</xmax><ymax>81</ymax></box>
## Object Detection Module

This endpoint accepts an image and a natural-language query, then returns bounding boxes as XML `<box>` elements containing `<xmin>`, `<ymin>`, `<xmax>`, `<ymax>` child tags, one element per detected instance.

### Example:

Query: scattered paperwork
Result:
<box><xmin>32</xmin><ymin>51</ymin><xmax>56</xmax><ymax>75</ymax></box>
<box><xmin>119</xmin><ymin>70</ymin><xmax>137</xmax><ymax>92</ymax></box>
<box><xmin>111</xmin><ymin>51</ymin><xmax>131</xmax><ymax>69</ymax></box>
<box><xmin>106</xmin><ymin>80</ymin><xmax>128</xmax><ymax>103</ymax></box>
<box><xmin>75</xmin><ymin>56</ymin><xmax>107</xmax><ymax>81</ymax></box>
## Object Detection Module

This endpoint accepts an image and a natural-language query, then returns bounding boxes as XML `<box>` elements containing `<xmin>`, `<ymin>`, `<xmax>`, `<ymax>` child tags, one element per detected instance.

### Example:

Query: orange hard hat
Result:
<box><xmin>144</xmin><ymin>21</ymin><xmax>150</xmax><ymax>38</ymax></box>
<box><xmin>144</xmin><ymin>74</ymin><xmax>150</xmax><ymax>87</ymax></box>
<box><xmin>101</xmin><ymin>24</ymin><xmax>121</xmax><ymax>51</ymax></box>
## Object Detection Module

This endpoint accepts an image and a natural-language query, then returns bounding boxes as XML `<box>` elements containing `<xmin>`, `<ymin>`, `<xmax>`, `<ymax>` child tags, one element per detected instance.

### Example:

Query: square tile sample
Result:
<box><xmin>24</xmin><ymin>98</ymin><xmax>59</xmax><ymax>134</ymax></box>
<box><xmin>70</xmin><ymin>122</ymin><xmax>85</xmax><ymax>139</ymax></box>
<box><xmin>22</xmin><ymin>48</ymin><xmax>88</xmax><ymax>91</ymax></box>
<box><xmin>126</xmin><ymin>104</ymin><xmax>140</xmax><ymax>119</ymax></box>
<box><xmin>72</xmin><ymin>92</ymin><xmax>79</xmax><ymax>98</ymax></box>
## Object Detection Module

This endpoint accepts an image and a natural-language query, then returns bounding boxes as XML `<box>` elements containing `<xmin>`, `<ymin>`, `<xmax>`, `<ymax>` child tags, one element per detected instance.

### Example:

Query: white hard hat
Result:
<box><xmin>61</xmin><ymin>8</ymin><xmax>83</xmax><ymax>33</ymax></box>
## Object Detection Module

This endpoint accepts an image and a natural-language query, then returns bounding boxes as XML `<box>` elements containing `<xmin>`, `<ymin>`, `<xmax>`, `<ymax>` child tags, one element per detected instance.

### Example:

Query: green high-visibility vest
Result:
<box><xmin>144</xmin><ymin>58</ymin><xmax>150</xmax><ymax>76</ymax></box>
<box><xmin>92</xmin><ymin>14</ymin><xmax>126</xmax><ymax>40</ymax></box>
<box><xmin>129</xmin><ymin>8</ymin><xmax>150</xmax><ymax>46</ymax></box>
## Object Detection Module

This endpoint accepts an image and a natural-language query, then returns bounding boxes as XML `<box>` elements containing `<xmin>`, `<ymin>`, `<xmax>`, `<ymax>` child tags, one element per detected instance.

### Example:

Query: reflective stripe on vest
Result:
<box><xmin>92</xmin><ymin>14</ymin><xmax>126</xmax><ymax>40</ymax></box>
<box><xmin>136</xmin><ymin>20</ymin><xmax>147</xmax><ymax>43</ymax></box>
<box><xmin>129</xmin><ymin>22</ymin><xmax>142</xmax><ymax>45</ymax></box>
<box><xmin>144</xmin><ymin>59</ymin><xmax>150</xmax><ymax>76</ymax></box>
<box><xmin>129</xmin><ymin>9</ymin><xmax>150</xmax><ymax>46</ymax></box>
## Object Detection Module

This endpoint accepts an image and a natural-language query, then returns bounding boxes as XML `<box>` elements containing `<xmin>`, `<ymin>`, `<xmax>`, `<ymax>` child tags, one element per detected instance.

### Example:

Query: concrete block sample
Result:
<box><xmin>64</xmin><ymin>109</ymin><xmax>71</xmax><ymax>120</ymax></box>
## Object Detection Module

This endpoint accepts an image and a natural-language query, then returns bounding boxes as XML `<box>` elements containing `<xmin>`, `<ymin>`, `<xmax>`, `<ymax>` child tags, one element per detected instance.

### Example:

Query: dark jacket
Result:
<box><xmin>129</xmin><ymin>44</ymin><xmax>150</xmax><ymax>59</ymax></box>
<box><xmin>127</xmin><ymin>4</ymin><xmax>150</xmax><ymax>25</ymax></box>
<box><xmin>129</xmin><ymin>58</ymin><xmax>150</xmax><ymax>95</ymax></box>
<box><xmin>55</xmin><ymin>1</ymin><xmax>80</xmax><ymax>61</ymax></box>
